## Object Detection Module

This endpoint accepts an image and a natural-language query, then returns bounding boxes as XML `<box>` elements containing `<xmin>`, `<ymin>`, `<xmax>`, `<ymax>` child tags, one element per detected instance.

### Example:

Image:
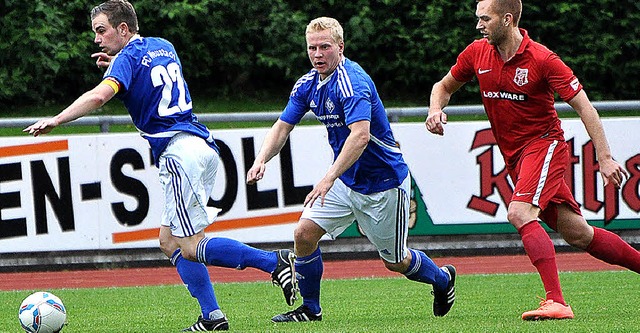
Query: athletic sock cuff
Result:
<box><xmin>170</xmin><ymin>249</ymin><xmax>182</xmax><ymax>266</ymax></box>
<box><xmin>196</xmin><ymin>237</ymin><xmax>210</xmax><ymax>263</ymax></box>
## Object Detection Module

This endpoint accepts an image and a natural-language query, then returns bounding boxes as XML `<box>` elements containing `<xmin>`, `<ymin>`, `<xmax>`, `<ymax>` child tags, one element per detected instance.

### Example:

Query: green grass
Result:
<box><xmin>2</xmin><ymin>270</ymin><xmax>638</xmax><ymax>332</ymax></box>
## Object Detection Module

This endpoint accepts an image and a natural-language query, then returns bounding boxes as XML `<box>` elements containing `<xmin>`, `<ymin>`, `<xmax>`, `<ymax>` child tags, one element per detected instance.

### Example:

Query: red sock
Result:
<box><xmin>586</xmin><ymin>227</ymin><xmax>640</xmax><ymax>273</ymax></box>
<box><xmin>518</xmin><ymin>222</ymin><xmax>566</xmax><ymax>305</ymax></box>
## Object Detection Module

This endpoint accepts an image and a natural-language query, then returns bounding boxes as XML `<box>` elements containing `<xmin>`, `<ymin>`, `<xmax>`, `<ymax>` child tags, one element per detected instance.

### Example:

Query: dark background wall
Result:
<box><xmin>1</xmin><ymin>0</ymin><xmax>638</xmax><ymax>108</ymax></box>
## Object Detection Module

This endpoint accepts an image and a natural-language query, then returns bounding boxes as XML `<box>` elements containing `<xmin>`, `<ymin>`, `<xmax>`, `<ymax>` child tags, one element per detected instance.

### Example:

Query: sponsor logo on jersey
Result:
<box><xmin>310</xmin><ymin>100</ymin><xmax>317</xmax><ymax>109</ymax></box>
<box><xmin>482</xmin><ymin>90</ymin><xmax>528</xmax><ymax>101</ymax></box>
<box><xmin>513</xmin><ymin>67</ymin><xmax>529</xmax><ymax>86</ymax></box>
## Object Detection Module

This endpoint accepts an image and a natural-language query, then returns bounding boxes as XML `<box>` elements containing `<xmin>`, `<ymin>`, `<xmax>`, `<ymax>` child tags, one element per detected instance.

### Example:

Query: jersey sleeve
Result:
<box><xmin>100</xmin><ymin>77</ymin><xmax>121</xmax><ymax>94</ymax></box>
<box><xmin>103</xmin><ymin>52</ymin><xmax>134</xmax><ymax>93</ymax></box>
<box><xmin>280</xmin><ymin>75</ymin><xmax>312</xmax><ymax>125</ymax></box>
<box><xmin>341</xmin><ymin>77</ymin><xmax>372</xmax><ymax>126</ymax></box>
<box><xmin>544</xmin><ymin>53</ymin><xmax>582</xmax><ymax>102</ymax></box>
<box><xmin>450</xmin><ymin>42</ymin><xmax>478</xmax><ymax>82</ymax></box>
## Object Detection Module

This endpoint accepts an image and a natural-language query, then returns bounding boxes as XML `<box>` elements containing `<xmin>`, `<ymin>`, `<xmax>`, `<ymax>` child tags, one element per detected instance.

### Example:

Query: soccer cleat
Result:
<box><xmin>432</xmin><ymin>265</ymin><xmax>456</xmax><ymax>317</ymax></box>
<box><xmin>271</xmin><ymin>249</ymin><xmax>299</xmax><ymax>306</ymax></box>
<box><xmin>182</xmin><ymin>315</ymin><xmax>229</xmax><ymax>331</ymax></box>
<box><xmin>521</xmin><ymin>299</ymin><xmax>574</xmax><ymax>320</ymax></box>
<box><xmin>271</xmin><ymin>305</ymin><xmax>322</xmax><ymax>323</ymax></box>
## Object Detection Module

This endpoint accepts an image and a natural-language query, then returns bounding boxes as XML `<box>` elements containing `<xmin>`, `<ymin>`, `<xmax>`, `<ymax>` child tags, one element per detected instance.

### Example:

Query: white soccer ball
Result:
<box><xmin>18</xmin><ymin>291</ymin><xmax>67</xmax><ymax>333</ymax></box>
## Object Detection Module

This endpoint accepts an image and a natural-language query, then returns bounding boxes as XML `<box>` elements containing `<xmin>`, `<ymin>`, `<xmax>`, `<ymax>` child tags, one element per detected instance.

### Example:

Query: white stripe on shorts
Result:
<box><xmin>166</xmin><ymin>157</ymin><xmax>195</xmax><ymax>237</ymax></box>
<box><xmin>532</xmin><ymin>140</ymin><xmax>558</xmax><ymax>206</ymax></box>
<box><xmin>395</xmin><ymin>187</ymin><xmax>408</xmax><ymax>263</ymax></box>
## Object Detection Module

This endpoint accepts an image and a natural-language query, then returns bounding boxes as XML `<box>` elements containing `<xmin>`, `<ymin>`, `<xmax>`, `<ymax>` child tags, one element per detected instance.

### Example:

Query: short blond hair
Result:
<box><xmin>306</xmin><ymin>17</ymin><xmax>344</xmax><ymax>44</ymax></box>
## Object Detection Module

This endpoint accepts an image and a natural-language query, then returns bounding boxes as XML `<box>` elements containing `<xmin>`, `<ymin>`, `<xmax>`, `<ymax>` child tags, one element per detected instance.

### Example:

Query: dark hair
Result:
<box><xmin>91</xmin><ymin>0</ymin><xmax>139</xmax><ymax>33</ymax></box>
<box><xmin>494</xmin><ymin>0</ymin><xmax>522</xmax><ymax>26</ymax></box>
<box><xmin>477</xmin><ymin>0</ymin><xmax>522</xmax><ymax>26</ymax></box>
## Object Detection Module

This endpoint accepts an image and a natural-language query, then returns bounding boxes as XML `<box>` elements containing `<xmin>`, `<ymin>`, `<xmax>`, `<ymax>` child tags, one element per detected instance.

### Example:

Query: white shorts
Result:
<box><xmin>158</xmin><ymin>133</ymin><xmax>220</xmax><ymax>238</ymax></box>
<box><xmin>301</xmin><ymin>174</ymin><xmax>411</xmax><ymax>263</ymax></box>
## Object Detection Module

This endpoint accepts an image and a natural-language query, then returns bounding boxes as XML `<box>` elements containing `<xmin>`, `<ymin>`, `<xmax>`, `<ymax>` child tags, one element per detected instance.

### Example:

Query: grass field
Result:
<box><xmin>2</xmin><ymin>270</ymin><xmax>638</xmax><ymax>332</ymax></box>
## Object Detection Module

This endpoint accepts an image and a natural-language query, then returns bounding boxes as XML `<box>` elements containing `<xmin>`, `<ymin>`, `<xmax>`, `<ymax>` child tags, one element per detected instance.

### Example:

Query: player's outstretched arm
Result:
<box><xmin>246</xmin><ymin>119</ymin><xmax>295</xmax><ymax>185</ymax></box>
<box><xmin>568</xmin><ymin>90</ymin><xmax>629</xmax><ymax>188</ymax></box>
<box><xmin>24</xmin><ymin>83</ymin><xmax>116</xmax><ymax>136</ymax></box>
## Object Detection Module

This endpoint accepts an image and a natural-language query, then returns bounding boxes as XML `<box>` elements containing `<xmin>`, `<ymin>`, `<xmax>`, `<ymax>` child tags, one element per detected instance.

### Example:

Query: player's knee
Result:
<box><xmin>507</xmin><ymin>207</ymin><xmax>533</xmax><ymax>229</ymax></box>
<box><xmin>179</xmin><ymin>246</ymin><xmax>198</xmax><ymax>262</ymax></box>
<box><xmin>564</xmin><ymin>236</ymin><xmax>590</xmax><ymax>249</ymax></box>
<box><xmin>383</xmin><ymin>254</ymin><xmax>411</xmax><ymax>273</ymax></box>
<box><xmin>159</xmin><ymin>237</ymin><xmax>177</xmax><ymax>258</ymax></box>
<box><xmin>561</xmin><ymin>227</ymin><xmax>593</xmax><ymax>250</ymax></box>
<box><xmin>293</xmin><ymin>225</ymin><xmax>320</xmax><ymax>247</ymax></box>
<box><xmin>383</xmin><ymin>260</ymin><xmax>407</xmax><ymax>273</ymax></box>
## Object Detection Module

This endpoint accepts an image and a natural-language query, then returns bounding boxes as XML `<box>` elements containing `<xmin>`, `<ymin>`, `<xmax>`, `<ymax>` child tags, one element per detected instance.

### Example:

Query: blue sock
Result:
<box><xmin>296</xmin><ymin>247</ymin><xmax>323</xmax><ymax>314</ymax></box>
<box><xmin>171</xmin><ymin>249</ymin><xmax>220</xmax><ymax>320</ymax></box>
<box><xmin>196</xmin><ymin>237</ymin><xmax>275</xmax><ymax>273</ymax></box>
<box><xmin>404</xmin><ymin>248</ymin><xmax>449</xmax><ymax>290</ymax></box>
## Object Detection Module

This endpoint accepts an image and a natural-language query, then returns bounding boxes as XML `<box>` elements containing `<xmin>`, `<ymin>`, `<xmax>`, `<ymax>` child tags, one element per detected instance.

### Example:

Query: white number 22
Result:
<box><xmin>150</xmin><ymin>62</ymin><xmax>192</xmax><ymax>116</ymax></box>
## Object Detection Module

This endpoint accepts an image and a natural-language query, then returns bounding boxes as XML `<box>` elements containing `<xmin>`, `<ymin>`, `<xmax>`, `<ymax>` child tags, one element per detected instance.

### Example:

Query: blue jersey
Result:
<box><xmin>280</xmin><ymin>57</ymin><xmax>408</xmax><ymax>194</ymax></box>
<box><xmin>103</xmin><ymin>36</ymin><xmax>218</xmax><ymax>163</ymax></box>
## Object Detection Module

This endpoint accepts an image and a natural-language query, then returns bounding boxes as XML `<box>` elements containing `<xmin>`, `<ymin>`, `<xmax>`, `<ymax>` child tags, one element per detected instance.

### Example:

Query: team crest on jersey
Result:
<box><xmin>513</xmin><ymin>67</ymin><xmax>529</xmax><ymax>87</ymax></box>
<box><xmin>325</xmin><ymin>98</ymin><xmax>336</xmax><ymax>113</ymax></box>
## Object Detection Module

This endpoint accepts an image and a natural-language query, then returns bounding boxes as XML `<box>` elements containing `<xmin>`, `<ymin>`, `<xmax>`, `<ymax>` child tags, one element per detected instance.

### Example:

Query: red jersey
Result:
<box><xmin>450</xmin><ymin>29</ymin><xmax>582</xmax><ymax>169</ymax></box>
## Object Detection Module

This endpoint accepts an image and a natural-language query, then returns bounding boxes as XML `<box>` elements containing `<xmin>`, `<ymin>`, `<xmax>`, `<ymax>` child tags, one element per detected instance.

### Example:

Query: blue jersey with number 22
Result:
<box><xmin>280</xmin><ymin>57</ymin><xmax>408</xmax><ymax>194</ymax></box>
<box><xmin>103</xmin><ymin>36</ymin><xmax>218</xmax><ymax>163</ymax></box>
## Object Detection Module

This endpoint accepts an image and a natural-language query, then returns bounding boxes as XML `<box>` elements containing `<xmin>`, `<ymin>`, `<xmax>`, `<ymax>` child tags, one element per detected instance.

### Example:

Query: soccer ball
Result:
<box><xmin>18</xmin><ymin>292</ymin><xmax>67</xmax><ymax>333</ymax></box>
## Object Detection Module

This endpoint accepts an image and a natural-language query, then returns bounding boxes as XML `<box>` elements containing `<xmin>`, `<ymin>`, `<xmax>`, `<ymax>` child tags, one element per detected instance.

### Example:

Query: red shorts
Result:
<box><xmin>508</xmin><ymin>139</ymin><xmax>581</xmax><ymax>230</ymax></box>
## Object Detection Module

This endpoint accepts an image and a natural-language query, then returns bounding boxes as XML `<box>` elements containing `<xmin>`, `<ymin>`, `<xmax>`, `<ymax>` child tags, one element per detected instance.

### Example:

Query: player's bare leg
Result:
<box><xmin>556</xmin><ymin>204</ymin><xmax>640</xmax><ymax>273</ymax></box>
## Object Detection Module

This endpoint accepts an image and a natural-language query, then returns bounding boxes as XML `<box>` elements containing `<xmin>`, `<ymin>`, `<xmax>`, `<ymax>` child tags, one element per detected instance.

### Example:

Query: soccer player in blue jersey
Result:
<box><xmin>24</xmin><ymin>0</ymin><xmax>297</xmax><ymax>331</ymax></box>
<box><xmin>246</xmin><ymin>17</ymin><xmax>457</xmax><ymax>322</ymax></box>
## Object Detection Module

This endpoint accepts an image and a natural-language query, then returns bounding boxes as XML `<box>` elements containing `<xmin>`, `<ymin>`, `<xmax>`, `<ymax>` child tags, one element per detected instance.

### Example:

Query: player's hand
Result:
<box><xmin>599</xmin><ymin>158</ymin><xmax>629</xmax><ymax>188</ymax></box>
<box><xmin>425</xmin><ymin>110</ymin><xmax>447</xmax><ymax>136</ymax></box>
<box><xmin>246</xmin><ymin>163</ymin><xmax>266</xmax><ymax>185</ymax></box>
<box><xmin>304</xmin><ymin>177</ymin><xmax>334</xmax><ymax>208</ymax></box>
<box><xmin>23</xmin><ymin>118</ymin><xmax>59</xmax><ymax>137</ymax></box>
<box><xmin>91</xmin><ymin>52</ymin><xmax>112</xmax><ymax>68</ymax></box>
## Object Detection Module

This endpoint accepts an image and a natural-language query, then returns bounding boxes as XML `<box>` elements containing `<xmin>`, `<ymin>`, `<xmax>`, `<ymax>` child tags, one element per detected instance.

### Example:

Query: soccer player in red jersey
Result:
<box><xmin>426</xmin><ymin>0</ymin><xmax>640</xmax><ymax>321</ymax></box>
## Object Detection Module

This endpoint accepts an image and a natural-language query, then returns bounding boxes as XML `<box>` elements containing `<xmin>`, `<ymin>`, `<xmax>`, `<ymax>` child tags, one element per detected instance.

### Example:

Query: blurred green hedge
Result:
<box><xmin>2</xmin><ymin>0</ymin><xmax>638</xmax><ymax>108</ymax></box>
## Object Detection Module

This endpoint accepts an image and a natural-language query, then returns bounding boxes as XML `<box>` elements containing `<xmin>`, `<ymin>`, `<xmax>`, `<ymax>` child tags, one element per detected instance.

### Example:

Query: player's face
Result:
<box><xmin>92</xmin><ymin>13</ymin><xmax>126</xmax><ymax>56</ymax></box>
<box><xmin>306</xmin><ymin>30</ymin><xmax>344</xmax><ymax>80</ymax></box>
<box><xmin>475</xmin><ymin>0</ymin><xmax>507</xmax><ymax>45</ymax></box>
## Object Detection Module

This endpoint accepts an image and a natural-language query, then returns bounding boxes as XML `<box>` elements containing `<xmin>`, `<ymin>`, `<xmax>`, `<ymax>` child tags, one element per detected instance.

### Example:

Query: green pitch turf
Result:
<box><xmin>2</xmin><ymin>270</ymin><xmax>638</xmax><ymax>332</ymax></box>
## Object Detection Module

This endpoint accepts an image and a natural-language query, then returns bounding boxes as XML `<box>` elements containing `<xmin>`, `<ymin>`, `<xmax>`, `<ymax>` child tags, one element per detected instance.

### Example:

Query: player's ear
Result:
<box><xmin>118</xmin><ymin>23</ymin><xmax>128</xmax><ymax>36</ymax></box>
<box><xmin>503</xmin><ymin>13</ymin><xmax>512</xmax><ymax>26</ymax></box>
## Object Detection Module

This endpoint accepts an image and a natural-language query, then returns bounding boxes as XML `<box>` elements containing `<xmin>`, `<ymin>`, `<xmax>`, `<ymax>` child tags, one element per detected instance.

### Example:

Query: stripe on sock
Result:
<box><xmin>196</xmin><ymin>237</ymin><xmax>211</xmax><ymax>263</ymax></box>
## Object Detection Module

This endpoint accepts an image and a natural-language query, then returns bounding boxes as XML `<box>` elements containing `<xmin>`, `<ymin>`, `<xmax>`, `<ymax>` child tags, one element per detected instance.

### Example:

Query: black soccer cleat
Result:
<box><xmin>182</xmin><ymin>315</ymin><xmax>229</xmax><ymax>331</ymax></box>
<box><xmin>432</xmin><ymin>264</ymin><xmax>456</xmax><ymax>317</ymax></box>
<box><xmin>271</xmin><ymin>305</ymin><xmax>322</xmax><ymax>323</ymax></box>
<box><xmin>271</xmin><ymin>249</ymin><xmax>299</xmax><ymax>306</ymax></box>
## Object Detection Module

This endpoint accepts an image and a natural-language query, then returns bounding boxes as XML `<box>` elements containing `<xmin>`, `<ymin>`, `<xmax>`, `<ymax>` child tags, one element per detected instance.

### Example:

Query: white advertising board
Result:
<box><xmin>1</xmin><ymin>118</ymin><xmax>638</xmax><ymax>252</ymax></box>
